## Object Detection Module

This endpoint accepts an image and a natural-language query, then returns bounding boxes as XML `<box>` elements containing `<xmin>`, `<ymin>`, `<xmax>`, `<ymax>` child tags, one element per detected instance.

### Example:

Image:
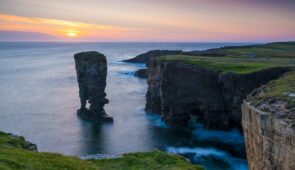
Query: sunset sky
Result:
<box><xmin>0</xmin><ymin>0</ymin><xmax>294</xmax><ymax>42</ymax></box>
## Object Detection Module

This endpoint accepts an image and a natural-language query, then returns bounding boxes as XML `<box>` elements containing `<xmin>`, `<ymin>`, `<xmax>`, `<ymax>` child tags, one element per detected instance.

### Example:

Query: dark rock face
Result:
<box><xmin>146</xmin><ymin>60</ymin><xmax>290</xmax><ymax>130</ymax></box>
<box><xmin>135</xmin><ymin>69</ymin><xmax>148</xmax><ymax>78</ymax></box>
<box><xmin>74</xmin><ymin>51</ymin><xmax>113</xmax><ymax>122</ymax></box>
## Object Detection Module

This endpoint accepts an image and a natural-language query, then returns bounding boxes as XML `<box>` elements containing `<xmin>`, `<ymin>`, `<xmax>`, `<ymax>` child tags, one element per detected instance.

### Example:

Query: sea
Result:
<box><xmin>0</xmin><ymin>42</ymin><xmax>257</xmax><ymax>170</ymax></box>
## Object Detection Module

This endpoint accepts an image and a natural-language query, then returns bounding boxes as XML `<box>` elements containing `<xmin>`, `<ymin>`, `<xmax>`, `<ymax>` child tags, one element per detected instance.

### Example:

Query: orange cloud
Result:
<box><xmin>0</xmin><ymin>14</ymin><xmax>143</xmax><ymax>39</ymax></box>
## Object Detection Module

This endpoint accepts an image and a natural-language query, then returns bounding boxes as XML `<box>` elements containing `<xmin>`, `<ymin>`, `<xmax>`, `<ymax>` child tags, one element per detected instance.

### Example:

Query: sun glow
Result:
<box><xmin>0</xmin><ymin>14</ymin><xmax>139</xmax><ymax>41</ymax></box>
<box><xmin>66</xmin><ymin>32</ymin><xmax>77</xmax><ymax>37</ymax></box>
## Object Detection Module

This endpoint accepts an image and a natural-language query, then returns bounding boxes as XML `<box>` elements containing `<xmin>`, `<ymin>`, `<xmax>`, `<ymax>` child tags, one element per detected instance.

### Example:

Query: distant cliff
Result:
<box><xmin>146</xmin><ymin>59</ymin><xmax>291</xmax><ymax>130</ymax></box>
<box><xmin>123</xmin><ymin>50</ymin><xmax>184</xmax><ymax>64</ymax></box>
<box><xmin>123</xmin><ymin>49</ymin><xmax>223</xmax><ymax>65</ymax></box>
<box><xmin>242</xmin><ymin>71</ymin><xmax>295</xmax><ymax>170</ymax></box>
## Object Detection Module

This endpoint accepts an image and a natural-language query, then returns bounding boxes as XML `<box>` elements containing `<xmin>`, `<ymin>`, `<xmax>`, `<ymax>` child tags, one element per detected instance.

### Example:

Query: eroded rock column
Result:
<box><xmin>74</xmin><ymin>51</ymin><xmax>113</xmax><ymax>122</ymax></box>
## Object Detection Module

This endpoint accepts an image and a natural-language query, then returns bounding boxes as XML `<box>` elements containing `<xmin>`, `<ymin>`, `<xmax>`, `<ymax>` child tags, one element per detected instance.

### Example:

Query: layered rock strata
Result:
<box><xmin>242</xmin><ymin>81</ymin><xmax>295</xmax><ymax>170</ymax></box>
<box><xmin>74</xmin><ymin>51</ymin><xmax>113</xmax><ymax>122</ymax></box>
<box><xmin>146</xmin><ymin>59</ymin><xmax>290</xmax><ymax>130</ymax></box>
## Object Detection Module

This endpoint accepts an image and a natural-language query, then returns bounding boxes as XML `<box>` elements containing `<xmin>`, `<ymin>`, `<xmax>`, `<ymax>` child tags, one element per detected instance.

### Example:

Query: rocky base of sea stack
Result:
<box><xmin>77</xmin><ymin>109</ymin><xmax>113</xmax><ymax>123</ymax></box>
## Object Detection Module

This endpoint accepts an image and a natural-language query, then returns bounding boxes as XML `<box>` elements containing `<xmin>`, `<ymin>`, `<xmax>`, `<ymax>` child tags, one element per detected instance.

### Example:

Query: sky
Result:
<box><xmin>0</xmin><ymin>0</ymin><xmax>294</xmax><ymax>42</ymax></box>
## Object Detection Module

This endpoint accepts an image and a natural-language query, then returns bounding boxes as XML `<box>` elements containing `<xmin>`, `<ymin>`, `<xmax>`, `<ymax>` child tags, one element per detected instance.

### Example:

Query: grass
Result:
<box><xmin>91</xmin><ymin>151</ymin><xmax>205</xmax><ymax>170</ymax></box>
<box><xmin>157</xmin><ymin>55</ymin><xmax>286</xmax><ymax>74</ymax></box>
<box><xmin>156</xmin><ymin>42</ymin><xmax>295</xmax><ymax>74</ymax></box>
<box><xmin>0</xmin><ymin>131</ymin><xmax>204</xmax><ymax>170</ymax></box>
<box><xmin>216</xmin><ymin>41</ymin><xmax>295</xmax><ymax>58</ymax></box>
<box><xmin>253</xmin><ymin>71</ymin><xmax>295</xmax><ymax>112</ymax></box>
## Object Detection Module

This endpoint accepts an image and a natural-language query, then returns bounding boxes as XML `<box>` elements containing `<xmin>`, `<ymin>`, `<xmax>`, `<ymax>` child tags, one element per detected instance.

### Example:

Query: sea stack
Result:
<box><xmin>74</xmin><ymin>51</ymin><xmax>113</xmax><ymax>122</ymax></box>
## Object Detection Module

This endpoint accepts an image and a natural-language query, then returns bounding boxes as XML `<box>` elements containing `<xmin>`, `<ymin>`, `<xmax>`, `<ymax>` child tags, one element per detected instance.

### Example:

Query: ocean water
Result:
<box><xmin>0</xmin><ymin>42</ymin><xmax>254</xmax><ymax>170</ymax></box>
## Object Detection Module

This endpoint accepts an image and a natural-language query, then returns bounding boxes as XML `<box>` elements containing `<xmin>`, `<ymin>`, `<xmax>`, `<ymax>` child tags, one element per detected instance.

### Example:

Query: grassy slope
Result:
<box><xmin>0</xmin><ymin>131</ymin><xmax>204</xmax><ymax>170</ymax></box>
<box><xmin>246</xmin><ymin>71</ymin><xmax>295</xmax><ymax>129</ymax></box>
<box><xmin>156</xmin><ymin>41</ymin><xmax>295</xmax><ymax>74</ymax></box>
<box><xmin>251</xmin><ymin>71</ymin><xmax>295</xmax><ymax>113</ymax></box>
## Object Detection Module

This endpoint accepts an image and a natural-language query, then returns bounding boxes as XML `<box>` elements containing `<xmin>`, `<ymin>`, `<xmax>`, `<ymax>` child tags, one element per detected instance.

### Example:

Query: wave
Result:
<box><xmin>166</xmin><ymin>146</ymin><xmax>247</xmax><ymax>170</ymax></box>
<box><xmin>191</xmin><ymin>123</ymin><xmax>244</xmax><ymax>145</ymax></box>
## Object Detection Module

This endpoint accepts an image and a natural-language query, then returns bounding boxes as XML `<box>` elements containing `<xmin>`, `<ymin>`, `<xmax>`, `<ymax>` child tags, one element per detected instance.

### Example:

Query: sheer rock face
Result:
<box><xmin>242</xmin><ymin>102</ymin><xmax>295</xmax><ymax>170</ymax></box>
<box><xmin>146</xmin><ymin>59</ymin><xmax>290</xmax><ymax>130</ymax></box>
<box><xmin>135</xmin><ymin>69</ymin><xmax>148</xmax><ymax>78</ymax></box>
<box><xmin>74</xmin><ymin>51</ymin><xmax>113</xmax><ymax>122</ymax></box>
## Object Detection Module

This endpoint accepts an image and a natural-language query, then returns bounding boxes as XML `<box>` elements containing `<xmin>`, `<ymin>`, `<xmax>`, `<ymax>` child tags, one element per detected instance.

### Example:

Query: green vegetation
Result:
<box><xmin>91</xmin><ymin>151</ymin><xmax>204</xmax><ymax>170</ymax></box>
<box><xmin>156</xmin><ymin>41</ymin><xmax>295</xmax><ymax>74</ymax></box>
<box><xmin>0</xmin><ymin>131</ymin><xmax>204</xmax><ymax>170</ymax></box>
<box><xmin>157</xmin><ymin>55</ymin><xmax>282</xmax><ymax>74</ymax></box>
<box><xmin>216</xmin><ymin>41</ymin><xmax>295</xmax><ymax>58</ymax></box>
<box><xmin>254</xmin><ymin>71</ymin><xmax>295</xmax><ymax>113</ymax></box>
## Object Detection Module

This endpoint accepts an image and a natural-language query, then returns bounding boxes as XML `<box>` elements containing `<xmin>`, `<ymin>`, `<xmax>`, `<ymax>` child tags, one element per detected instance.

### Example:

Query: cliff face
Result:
<box><xmin>146</xmin><ymin>59</ymin><xmax>290</xmax><ymax>130</ymax></box>
<box><xmin>74</xmin><ymin>51</ymin><xmax>113</xmax><ymax>122</ymax></box>
<box><xmin>242</xmin><ymin>102</ymin><xmax>294</xmax><ymax>170</ymax></box>
<box><xmin>242</xmin><ymin>72</ymin><xmax>295</xmax><ymax>170</ymax></box>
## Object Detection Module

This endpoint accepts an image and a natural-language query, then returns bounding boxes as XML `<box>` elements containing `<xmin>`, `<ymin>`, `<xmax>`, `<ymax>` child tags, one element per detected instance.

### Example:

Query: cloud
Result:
<box><xmin>0</xmin><ymin>31</ymin><xmax>61</xmax><ymax>42</ymax></box>
<box><xmin>0</xmin><ymin>14</ymin><xmax>144</xmax><ymax>41</ymax></box>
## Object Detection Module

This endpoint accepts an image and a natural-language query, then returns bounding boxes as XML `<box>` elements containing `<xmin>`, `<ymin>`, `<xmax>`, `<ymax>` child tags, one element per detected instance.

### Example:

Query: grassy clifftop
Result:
<box><xmin>157</xmin><ymin>41</ymin><xmax>295</xmax><ymax>74</ymax></box>
<box><xmin>0</xmin><ymin>131</ymin><xmax>204</xmax><ymax>170</ymax></box>
<box><xmin>246</xmin><ymin>71</ymin><xmax>295</xmax><ymax>129</ymax></box>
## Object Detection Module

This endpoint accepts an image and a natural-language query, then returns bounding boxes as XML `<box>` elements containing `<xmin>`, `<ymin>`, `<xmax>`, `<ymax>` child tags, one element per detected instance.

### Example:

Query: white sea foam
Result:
<box><xmin>80</xmin><ymin>153</ymin><xmax>121</xmax><ymax>160</ymax></box>
<box><xmin>147</xmin><ymin>115</ymin><xmax>169</xmax><ymax>128</ymax></box>
<box><xmin>191</xmin><ymin>123</ymin><xmax>244</xmax><ymax>144</ymax></box>
<box><xmin>166</xmin><ymin>146</ymin><xmax>248</xmax><ymax>170</ymax></box>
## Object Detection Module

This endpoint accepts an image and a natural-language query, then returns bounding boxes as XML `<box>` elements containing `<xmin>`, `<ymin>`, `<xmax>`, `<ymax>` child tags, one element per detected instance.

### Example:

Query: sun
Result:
<box><xmin>66</xmin><ymin>32</ymin><xmax>77</xmax><ymax>37</ymax></box>
<box><xmin>64</xmin><ymin>29</ymin><xmax>80</xmax><ymax>37</ymax></box>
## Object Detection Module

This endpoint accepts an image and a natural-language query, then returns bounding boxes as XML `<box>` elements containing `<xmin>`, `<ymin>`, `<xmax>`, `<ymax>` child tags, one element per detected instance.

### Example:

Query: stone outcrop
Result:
<box><xmin>146</xmin><ymin>59</ymin><xmax>291</xmax><ymax>130</ymax></box>
<box><xmin>135</xmin><ymin>69</ymin><xmax>148</xmax><ymax>78</ymax></box>
<box><xmin>74</xmin><ymin>51</ymin><xmax>113</xmax><ymax>122</ymax></box>
<box><xmin>242</xmin><ymin>89</ymin><xmax>295</xmax><ymax>169</ymax></box>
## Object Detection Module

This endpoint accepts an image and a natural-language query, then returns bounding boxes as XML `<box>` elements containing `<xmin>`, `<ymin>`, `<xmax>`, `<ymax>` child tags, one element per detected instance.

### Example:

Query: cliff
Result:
<box><xmin>143</xmin><ymin>42</ymin><xmax>295</xmax><ymax>130</ymax></box>
<box><xmin>135</xmin><ymin>68</ymin><xmax>148</xmax><ymax>78</ymax></box>
<box><xmin>123</xmin><ymin>49</ymin><xmax>224</xmax><ymax>65</ymax></box>
<box><xmin>123</xmin><ymin>50</ymin><xmax>184</xmax><ymax>64</ymax></box>
<box><xmin>146</xmin><ymin>59</ymin><xmax>291</xmax><ymax>130</ymax></box>
<box><xmin>74</xmin><ymin>51</ymin><xmax>113</xmax><ymax>122</ymax></box>
<box><xmin>242</xmin><ymin>71</ymin><xmax>295</xmax><ymax>170</ymax></box>
<box><xmin>0</xmin><ymin>131</ymin><xmax>204</xmax><ymax>170</ymax></box>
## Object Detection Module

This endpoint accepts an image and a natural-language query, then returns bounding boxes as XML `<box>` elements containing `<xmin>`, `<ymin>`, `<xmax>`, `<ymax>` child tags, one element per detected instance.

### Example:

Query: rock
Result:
<box><xmin>242</xmin><ymin>73</ymin><xmax>295</xmax><ymax>170</ymax></box>
<box><xmin>74</xmin><ymin>51</ymin><xmax>113</xmax><ymax>122</ymax></box>
<box><xmin>146</xmin><ymin>59</ymin><xmax>290</xmax><ymax>130</ymax></box>
<box><xmin>135</xmin><ymin>69</ymin><xmax>148</xmax><ymax>78</ymax></box>
<box><xmin>242</xmin><ymin>102</ymin><xmax>295</xmax><ymax>170</ymax></box>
